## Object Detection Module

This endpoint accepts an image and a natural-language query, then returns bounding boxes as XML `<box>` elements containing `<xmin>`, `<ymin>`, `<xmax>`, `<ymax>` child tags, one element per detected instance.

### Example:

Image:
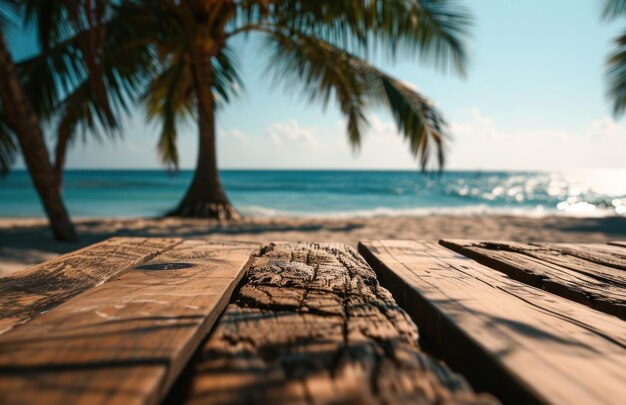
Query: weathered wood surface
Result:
<box><xmin>0</xmin><ymin>237</ymin><xmax>181</xmax><ymax>335</ymax></box>
<box><xmin>609</xmin><ymin>241</ymin><xmax>626</xmax><ymax>248</ymax></box>
<box><xmin>359</xmin><ymin>240</ymin><xmax>626</xmax><ymax>405</ymax></box>
<box><xmin>0</xmin><ymin>240</ymin><xmax>258</xmax><ymax>405</ymax></box>
<box><xmin>440</xmin><ymin>239</ymin><xmax>626</xmax><ymax>319</ymax></box>
<box><xmin>174</xmin><ymin>242</ymin><xmax>495</xmax><ymax>405</ymax></box>
<box><xmin>534</xmin><ymin>242</ymin><xmax>626</xmax><ymax>271</ymax></box>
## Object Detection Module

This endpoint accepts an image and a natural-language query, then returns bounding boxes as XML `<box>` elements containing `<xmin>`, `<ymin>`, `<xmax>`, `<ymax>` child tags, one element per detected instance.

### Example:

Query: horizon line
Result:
<box><xmin>9</xmin><ymin>167</ymin><xmax>626</xmax><ymax>172</ymax></box>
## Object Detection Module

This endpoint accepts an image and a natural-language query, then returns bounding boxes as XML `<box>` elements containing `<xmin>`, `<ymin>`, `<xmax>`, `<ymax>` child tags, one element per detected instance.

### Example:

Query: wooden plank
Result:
<box><xmin>534</xmin><ymin>242</ymin><xmax>626</xmax><ymax>271</ymax></box>
<box><xmin>173</xmin><ymin>242</ymin><xmax>495</xmax><ymax>405</ymax></box>
<box><xmin>359</xmin><ymin>240</ymin><xmax>626</xmax><ymax>405</ymax></box>
<box><xmin>473</xmin><ymin>241</ymin><xmax>626</xmax><ymax>284</ymax></box>
<box><xmin>0</xmin><ymin>237</ymin><xmax>181</xmax><ymax>335</ymax></box>
<box><xmin>0</xmin><ymin>240</ymin><xmax>258</xmax><ymax>405</ymax></box>
<box><xmin>609</xmin><ymin>241</ymin><xmax>626</xmax><ymax>248</ymax></box>
<box><xmin>440</xmin><ymin>239</ymin><xmax>626</xmax><ymax>319</ymax></box>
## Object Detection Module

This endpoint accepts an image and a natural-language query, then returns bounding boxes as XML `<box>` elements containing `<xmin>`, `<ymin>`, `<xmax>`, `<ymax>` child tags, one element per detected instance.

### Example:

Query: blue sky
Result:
<box><xmin>9</xmin><ymin>0</ymin><xmax>626</xmax><ymax>170</ymax></box>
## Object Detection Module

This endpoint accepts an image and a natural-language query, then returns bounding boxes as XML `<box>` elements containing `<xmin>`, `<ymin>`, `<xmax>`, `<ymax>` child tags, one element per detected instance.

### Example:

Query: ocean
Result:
<box><xmin>1</xmin><ymin>169</ymin><xmax>625</xmax><ymax>218</ymax></box>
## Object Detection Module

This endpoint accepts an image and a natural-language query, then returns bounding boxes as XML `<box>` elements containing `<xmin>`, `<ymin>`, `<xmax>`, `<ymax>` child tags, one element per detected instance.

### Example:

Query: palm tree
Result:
<box><xmin>604</xmin><ymin>0</ymin><xmax>626</xmax><ymax>115</ymax></box>
<box><xmin>18</xmin><ymin>1</ymin><xmax>154</xmax><ymax>188</ymax></box>
<box><xmin>0</xmin><ymin>1</ymin><xmax>76</xmax><ymax>241</ymax></box>
<box><xmin>133</xmin><ymin>0</ymin><xmax>472</xmax><ymax>219</ymax></box>
<box><xmin>0</xmin><ymin>0</ymin><xmax>152</xmax><ymax>240</ymax></box>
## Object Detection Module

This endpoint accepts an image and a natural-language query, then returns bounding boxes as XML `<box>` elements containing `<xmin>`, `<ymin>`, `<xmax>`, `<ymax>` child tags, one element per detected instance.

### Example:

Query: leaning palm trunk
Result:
<box><xmin>0</xmin><ymin>34</ymin><xmax>77</xmax><ymax>242</ymax></box>
<box><xmin>168</xmin><ymin>44</ymin><xmax>239</xmax><ymax>220</ymax></box>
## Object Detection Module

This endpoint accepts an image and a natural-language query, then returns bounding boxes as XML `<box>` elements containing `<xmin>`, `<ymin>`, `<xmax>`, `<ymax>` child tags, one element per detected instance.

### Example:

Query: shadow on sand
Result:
<box><xmin>0</xmin><ymin>218</ymin><xmax>366</xmax><ymax>272</ymax></box>
<box><xmin>2</xmin><ymin>215</ymin><xmax>626</xmax><ymax>275</ymax></box>
<box><xmin>541</xmin><ymin>216</ymin><xmax>626</xmax><ymax>236</ymax></box>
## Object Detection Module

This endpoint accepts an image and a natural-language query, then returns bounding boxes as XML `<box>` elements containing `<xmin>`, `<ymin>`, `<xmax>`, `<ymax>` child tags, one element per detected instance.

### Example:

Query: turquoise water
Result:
<box><xmin>1</xmin><ymin>169</ymin><xmax>625</xmax><ymax>218</ymax></box>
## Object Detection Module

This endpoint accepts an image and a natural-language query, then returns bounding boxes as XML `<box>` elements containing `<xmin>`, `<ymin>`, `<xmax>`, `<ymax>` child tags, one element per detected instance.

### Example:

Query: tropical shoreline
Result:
<box><xmin>3</xmin><ymin>169</ymin><xmax>626</xmax><ymax>219</ymax></box>
<box><xmin>2</xmin><ymin>214</ymin><xmax>625</xmax><ymax>276</ymax></box>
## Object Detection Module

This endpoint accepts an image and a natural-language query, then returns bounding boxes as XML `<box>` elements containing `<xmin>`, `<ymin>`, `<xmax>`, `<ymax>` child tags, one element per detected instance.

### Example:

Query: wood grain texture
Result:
<box><xmin>359</xmin><ymin>240</ymin><xmax>626</xmax><ymax>405</ymax></box>
<box><xmin>174</xmin><ymin>242</ymin><xmax>495</xmax><ymax>405</ymax></box>
<box><xmin>534</xmin><ymin>242</ymin><xmax>626</xmax><ymax>271</ymax></box>
<box><xmin>440</xmin><ymin>239</ymin><xmax>626</xmax><ymax>319</ymax></box>
<box><xmin>0</xmin><ymin>240</ymin><xmax>258</xmax><ymax>405</ymax></box>
<box><xmin>0</xmin><ymin>237</ymin><xmax>181</xmax><ymax>335</ymax></box>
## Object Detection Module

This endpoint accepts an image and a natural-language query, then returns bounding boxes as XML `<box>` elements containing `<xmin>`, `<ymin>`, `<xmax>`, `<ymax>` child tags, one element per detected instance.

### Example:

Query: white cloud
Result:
<box><xmin>588</xmin><ymin>117</ymin><xmax>624</xmax><ymax>139</ymax></box>
<box><xmin>447</xmin><ymin>108</ymin><xmax>626</xmax><ymax>170</ymax></box>
<box><xmin>336</xmin><ymin>114</ymin><xmax>400</xmax><ymax>140</ymax></box>
<box><xmin>367</xmin><ymin>115</ymin><xmax>398</xmax><ymax>139</ymax></box>
<box><xmin>451</xmin><ymin>107</ymin><xmax>502</xmax><ymax>140</ymax></box>
<box><xmin>329</xmin><ymin>114</ymin><xmax>422</xmax><ymax>167</ymax></box>
<box><xmin>57</xmin><ymin>109</ymin><xmax>626</xmax><ymax>170</ymax></box>
<box><xmin>267</xmin><ymin>119</ymin><xmax>318</xmax><ymax>147</ymax></box>
<box><xmin>115</xmin><ymin>137</ymin><xmax>140</xmax><ymax>152</ymax></box>
<box><xmin>220</xmin><ymin>128</ymin><xmax>248</xmax><ymax>142</ymax></box>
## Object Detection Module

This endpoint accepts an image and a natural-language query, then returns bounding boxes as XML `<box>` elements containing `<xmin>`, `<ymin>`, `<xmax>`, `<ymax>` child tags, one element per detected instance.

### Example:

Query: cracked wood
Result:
<box><xmin>174</xmin><ymin>242</ymin><xmax>495</xmax><ymax>405</ymax></box>
<box><xmin>0</xmin><ymin>240</ymin><xmax>258</xmax><ymax>405</ymax></box>
<box><xmin>0</xmin><ymin>237</ymin><xmax>182</xmax><ymax>335</ymax></box>
<box><xmin>440</xmin><ymin>239</ymin><xmax>626</xmax><ymax>319</ymax></box>
<box><xmin>359</xmin><ymin>240</ymin><xmax>626</xmax><ymax>405</ymax></box>
<box><xmin>533</xmin><ymin>242</ymin><xmax>626</xmax><ymax>271</ymax></box>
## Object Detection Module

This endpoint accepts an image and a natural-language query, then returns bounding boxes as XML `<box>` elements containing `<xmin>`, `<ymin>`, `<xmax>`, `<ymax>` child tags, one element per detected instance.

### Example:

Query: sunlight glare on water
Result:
<box><xmin>550</xmin><ymin>170</ymin><xmax>626</xmax><ymax>215</ymax></box>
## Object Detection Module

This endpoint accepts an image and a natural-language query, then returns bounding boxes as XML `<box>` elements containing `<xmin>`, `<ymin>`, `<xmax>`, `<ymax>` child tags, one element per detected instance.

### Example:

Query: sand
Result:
<box><xmin>1</xmin><ymin>214</ymin><xmax>626</xmax><ymax>276</ymax></box>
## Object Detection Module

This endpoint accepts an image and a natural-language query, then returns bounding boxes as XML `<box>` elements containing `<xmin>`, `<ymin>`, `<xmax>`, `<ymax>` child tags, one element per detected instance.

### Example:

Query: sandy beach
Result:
<box><xmin>2</xmin><ymin>214</ymin><xmax>625</xmax><ymax>276</ymax></box>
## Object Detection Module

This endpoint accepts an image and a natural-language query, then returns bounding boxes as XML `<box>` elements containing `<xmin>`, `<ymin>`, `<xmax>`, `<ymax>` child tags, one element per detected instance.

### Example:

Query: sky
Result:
<box><xmin>9</xmin><ymin>0</ymin><xmax>626</xmax><ymax>170</ymax></box>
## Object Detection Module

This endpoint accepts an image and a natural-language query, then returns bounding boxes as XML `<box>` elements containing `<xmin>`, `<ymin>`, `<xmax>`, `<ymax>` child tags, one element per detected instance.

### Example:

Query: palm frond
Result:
<box><xmin>0</xmin><ymin>0</ymin><xmax>20</xmax><ymax>33</ymax></box>
<box><xmin>22</xmin><ymin>0</ymin><xmax>71</xmax><ymax>50</ymax></box>
<box><xmin>3</xmin><ymin>1</ymin><xmax>157</xmax><ymax>175</ymax></box>
<box><xmin>54</xmin><ymin>76</ymin><xmax>119</xmax><ymax>153</ymax></box>
<box><xmin>213</xmin><ymin>45</ymin><xmax>244</xmax><ymax>109</ymax></box>
<box><xmin>144</xmin><ymin>55</ymin><xmax>195</xmax><ymax>170</ymax></box>
<box><xmin>18</xmin><ymin>2</ymin><xmax>155</xmax><ymax>142</ymax></box>
<box><xmin>603</xmin><ymin>0</ymin><xmax>626</xmax><ymax>19</ymax></box>
<box><xmin>265</xmin><ymin>30</ymin><xmax>448</xmax><ymax>169</ymax></box>
<box><xmin>393</xmin><ymin>0</ymin><xmax>472</xmax><ymax>75</ymax></box>
<box><xmin>607</xmin><ymin>31</ymin><xmax>626</xmax><ymax>116</ymax></box>
<box><xmin>375</xmin><ymin>75</ymin><xmax>447</xmax><ymax>169</ymax></box>
<box><xmin>237</xmin><ymin>0</ymin><xmax>472</xmax><ymax>75</ymax></box>
<box><xmin>0</xmin><ymin>107</ymin><xmax>17</xmax><ymax>175</ymax></box>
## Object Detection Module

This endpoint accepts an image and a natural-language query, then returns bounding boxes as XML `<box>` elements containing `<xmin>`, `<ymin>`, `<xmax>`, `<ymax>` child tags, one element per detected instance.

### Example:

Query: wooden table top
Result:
<box><xmin>0</xmin><ymin>238</ymin><xmax>624</xmax><ymax>405</ymax></box>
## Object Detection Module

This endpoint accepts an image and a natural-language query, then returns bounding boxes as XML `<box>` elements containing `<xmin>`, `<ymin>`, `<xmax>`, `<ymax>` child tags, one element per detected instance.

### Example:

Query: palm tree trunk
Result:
<box><xmin>54</xmin><ymin>129</ymin><xmax>71</xmax><ymax>189</ymax></box>
<box><xmin>0</xmin><ymin>34</ymin><xmax>77</xmax><ymax>242</ymax></box>
<box><xmin>168</xmin><ymin>48</ymin><xmax>238</xmax><ymax>220</ymax></box>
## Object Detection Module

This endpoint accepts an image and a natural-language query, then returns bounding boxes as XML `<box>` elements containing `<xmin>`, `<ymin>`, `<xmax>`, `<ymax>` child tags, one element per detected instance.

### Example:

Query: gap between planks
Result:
<box><xmin>170</xmin><ymin>242</ymin><xmax>496</xmax><ymax>405</ymax></box>
<box><xmin>359</xmin><ymin>240</ymin><xmax>626</xmax><ymax>405</ymax></box>
<box><xmin>609</xmin><ymin>241</ymin><xmax>626</xmax><ymax>248</ymax></box>
<box><xmin>440</xmin><ymin>239</ymin><xmax>626</xmax><ymax>319</ymax></box>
